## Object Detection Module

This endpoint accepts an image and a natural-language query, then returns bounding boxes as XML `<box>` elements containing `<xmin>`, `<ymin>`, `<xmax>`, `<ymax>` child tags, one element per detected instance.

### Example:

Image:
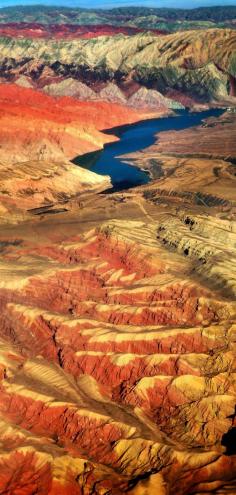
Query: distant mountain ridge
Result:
<box><xmin>0</xmin><ymin>5</ymin><xmax>236</xmax><ymax>29</ymax></box>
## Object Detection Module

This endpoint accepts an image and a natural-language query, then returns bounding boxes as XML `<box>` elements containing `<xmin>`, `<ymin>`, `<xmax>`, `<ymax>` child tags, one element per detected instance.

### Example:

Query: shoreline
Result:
<box><xmin>73</xmin><ymin>107</ymin><xmax>225</xmax><ymax>193</ymax></box>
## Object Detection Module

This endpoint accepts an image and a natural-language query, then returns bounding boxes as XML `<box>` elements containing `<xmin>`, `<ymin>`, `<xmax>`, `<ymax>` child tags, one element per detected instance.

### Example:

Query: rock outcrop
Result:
<box><xmin>43</xmin><ymin>78</ymin><xmax>97</xmax><ymax>99</ymax></box>
<box><xmin>128</xmin><ymin>86</ymin><xmax>184</xmax><ymax>109</ymax></box>
<box><xmin>98</xmin><ymin>83</ymin><xmax>127</xmax><ymax>104</ymax></box>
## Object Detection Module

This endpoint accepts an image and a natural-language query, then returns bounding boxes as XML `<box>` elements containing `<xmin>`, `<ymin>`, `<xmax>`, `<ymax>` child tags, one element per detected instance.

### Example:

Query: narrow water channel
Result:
<box><xmin>73</xmin><ymin>108</ymin><xmax>223</xmax><ymax>191</ymax></box>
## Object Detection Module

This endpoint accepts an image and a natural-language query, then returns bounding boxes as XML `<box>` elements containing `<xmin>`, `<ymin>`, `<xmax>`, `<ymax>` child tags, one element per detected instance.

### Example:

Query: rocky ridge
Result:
<box><xmin>0</xmin><ymin>29</ymin><xmax>235</xmax><ymax>103</ymax></box>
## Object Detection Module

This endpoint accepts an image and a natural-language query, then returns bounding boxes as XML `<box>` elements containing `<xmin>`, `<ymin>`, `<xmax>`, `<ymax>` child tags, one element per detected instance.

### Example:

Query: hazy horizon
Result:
<box><xmin>1</xmin><ymin>0</ymin><xmax>236</xmax><ymax>9</ymax></box>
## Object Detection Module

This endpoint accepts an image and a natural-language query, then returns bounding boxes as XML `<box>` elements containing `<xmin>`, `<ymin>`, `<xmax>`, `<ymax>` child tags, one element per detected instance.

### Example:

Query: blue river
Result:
<box><xmin>73</xmin><ymin>108</ymin><xmax>223</xmax><ymax>191</ymax></box>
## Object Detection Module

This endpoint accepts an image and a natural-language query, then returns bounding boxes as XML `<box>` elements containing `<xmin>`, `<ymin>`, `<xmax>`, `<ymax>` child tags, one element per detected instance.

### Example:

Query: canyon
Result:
<box><xmin>0</xmin><ymin>6</ymin><xmax>236</xmax><ymax>495</ymax></box>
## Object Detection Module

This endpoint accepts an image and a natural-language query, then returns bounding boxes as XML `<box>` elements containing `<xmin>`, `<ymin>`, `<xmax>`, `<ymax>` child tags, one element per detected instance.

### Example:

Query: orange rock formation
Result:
<box><xmin>0</xmin><ymin>84</ymin><xmax>144</xmax><ymax>164</ymax></box>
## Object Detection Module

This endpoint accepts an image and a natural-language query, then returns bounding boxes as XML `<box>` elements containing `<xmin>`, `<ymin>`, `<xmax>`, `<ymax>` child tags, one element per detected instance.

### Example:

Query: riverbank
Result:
<box><xmin>73</xmin><ymin>108</ymin><xmax>223</xmax><ymax>192</ymax></box>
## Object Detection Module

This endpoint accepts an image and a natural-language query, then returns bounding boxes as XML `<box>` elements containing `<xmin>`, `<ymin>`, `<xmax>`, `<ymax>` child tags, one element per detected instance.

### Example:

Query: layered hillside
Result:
<box><xmin>0</xmin><ymin>29</ymin><xmax>235</xmax><ymax>103</ymax></box>
<box><xmin>0</xmin><ymin>159</ymin><xmax>111</xmax><ymax>220</ymax></box>
<box><xmin>41</xmin><ymin>79</ymin><xmax>183</xmax><ymax>110</ymax></box>
<box><xmin>0</xmin><ymin>22</ymin><xmax>164</xmax><ymax>40</ymax></box>
<box><xmin>0</xmin><ymin>83</ymin><xmax>146</xmax><ymax>165</ymax></box>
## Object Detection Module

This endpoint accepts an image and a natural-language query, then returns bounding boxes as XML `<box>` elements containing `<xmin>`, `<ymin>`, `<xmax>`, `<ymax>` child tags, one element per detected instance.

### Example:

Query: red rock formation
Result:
<box><xmin>0</xmin><ymin>22</ymin><xmax>166</xmax><ymax>40</ymax></box>
<box><xmin>0</xmin><ymin>83</ymin><xmax>144</xmax><ymax>164</ymax></box>
<box><xmin>0</xmin><ymin>451</ymin><xmax>52</xmax><ymax>494</ymax></box>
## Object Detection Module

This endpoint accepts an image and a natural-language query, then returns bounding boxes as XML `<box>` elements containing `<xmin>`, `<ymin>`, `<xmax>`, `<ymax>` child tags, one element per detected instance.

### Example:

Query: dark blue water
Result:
<box><xmin>73</xmin><ymin>108</ymin><xmax>223</xmax><ymax>191</ymax></box>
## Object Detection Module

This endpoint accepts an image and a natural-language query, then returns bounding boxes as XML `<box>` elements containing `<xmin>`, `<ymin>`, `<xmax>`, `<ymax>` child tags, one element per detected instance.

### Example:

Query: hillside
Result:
<box><xmin>0</xmin><ymin>83</ymin><xmax>145</xmax><ymax>164</ymax></box>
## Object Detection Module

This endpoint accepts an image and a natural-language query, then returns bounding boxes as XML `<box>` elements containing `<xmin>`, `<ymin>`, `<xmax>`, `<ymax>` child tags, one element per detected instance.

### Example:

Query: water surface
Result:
<box><xmin>73</xmin><ymin>109</ymin><xmax>223</xmax><ymax>191</ymax></box>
